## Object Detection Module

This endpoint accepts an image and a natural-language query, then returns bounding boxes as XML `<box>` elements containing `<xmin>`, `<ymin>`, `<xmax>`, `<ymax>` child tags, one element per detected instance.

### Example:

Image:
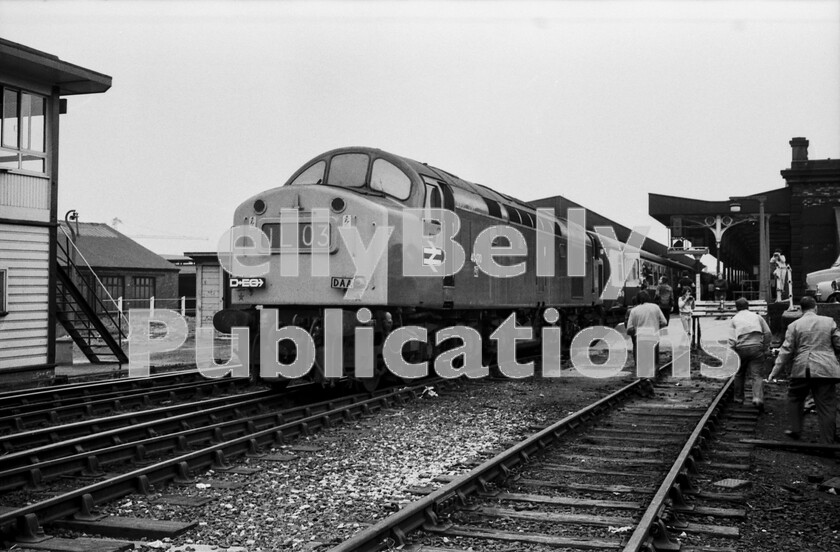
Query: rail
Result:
<box><xmin>622</xmin><ymin>376</ymin><xmax>733</xmax><ymax>551</ymax></box>
<box><xmin>0</xmin><ymin>379</ymin><xmax>446</xmax><ymax>542</ymax></box>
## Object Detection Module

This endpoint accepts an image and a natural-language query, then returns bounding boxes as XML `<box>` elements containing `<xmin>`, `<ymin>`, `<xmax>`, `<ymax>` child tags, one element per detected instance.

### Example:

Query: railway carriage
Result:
<box><xmin>215</xmin><ymin>147</ymin><xmax>693</xmax><ymax>389</ymax></box>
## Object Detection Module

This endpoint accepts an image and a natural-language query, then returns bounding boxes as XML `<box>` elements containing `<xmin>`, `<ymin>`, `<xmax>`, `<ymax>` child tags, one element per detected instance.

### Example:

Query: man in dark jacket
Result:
<box><xmin>655</xmin><ymin>277</ymin><xmax>674</xmax><ymax>323</ymax></box>
<box><xmin>768</xmin><ymin>296</ymin><xmax>840</xmax><ymax>443</ymax></box>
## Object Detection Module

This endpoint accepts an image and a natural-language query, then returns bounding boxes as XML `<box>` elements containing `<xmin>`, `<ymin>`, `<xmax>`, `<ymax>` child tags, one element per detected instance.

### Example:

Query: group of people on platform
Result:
<box><xmin>647</xmin><ymin>249</ymin><xmax>792</xmax><ymax>306</ymax></box>
<box><xmin>626</xmin><ymin>260</ymin><xmax>839</xmax><ymax>445</ymax></box>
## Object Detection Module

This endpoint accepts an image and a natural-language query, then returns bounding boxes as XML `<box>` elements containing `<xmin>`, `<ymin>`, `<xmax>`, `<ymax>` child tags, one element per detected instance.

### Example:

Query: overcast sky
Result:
<box><xmin>2</xmin><ymin>1</ymin><xmax>838</xmax><ymax>256</ymax></box>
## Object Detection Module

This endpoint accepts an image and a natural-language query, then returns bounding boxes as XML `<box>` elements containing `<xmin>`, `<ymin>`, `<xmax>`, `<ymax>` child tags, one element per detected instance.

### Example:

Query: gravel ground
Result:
<box><xmin>735</xmin><ymin>381</ymin><xmax>840</xmax><ymax>552</ymax></box>
<box><xmin>63</xmin><ymin>370</ymin><xmax>634</xmax><ymax>551</ymax></box>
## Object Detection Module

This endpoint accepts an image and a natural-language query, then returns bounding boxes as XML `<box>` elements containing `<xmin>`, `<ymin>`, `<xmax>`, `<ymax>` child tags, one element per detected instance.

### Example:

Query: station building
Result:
<box><xmin>185</xmin><ymin>252</ymin><xmax>230</xmax><ymax>330</ymax></box>
<box><xmin>0</xmin><ymin>39</ymin><xmax>111</xmax><ymax>386</ymax></box>
<box><xmin>649</xmin><ymin>137</ymin><xmax>840</xmax><ymax>302</ymax></box>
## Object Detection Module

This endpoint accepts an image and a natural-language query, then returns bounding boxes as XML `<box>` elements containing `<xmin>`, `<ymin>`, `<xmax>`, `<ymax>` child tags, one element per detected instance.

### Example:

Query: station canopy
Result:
<box><xmin>648</xmin><ymin>187</ymin><xmax>791</xmax><ymax>277</ymax></box>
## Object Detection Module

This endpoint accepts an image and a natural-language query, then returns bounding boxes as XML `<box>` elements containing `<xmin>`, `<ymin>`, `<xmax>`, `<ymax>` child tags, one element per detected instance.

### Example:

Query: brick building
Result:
<box><xmin>781</xmin><ymin>138</ymin><xmax>840</xmax><ymax>295</ymax></box>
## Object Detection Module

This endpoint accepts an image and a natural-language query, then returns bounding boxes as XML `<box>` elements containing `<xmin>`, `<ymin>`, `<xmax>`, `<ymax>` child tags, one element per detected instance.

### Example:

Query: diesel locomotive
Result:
<box><xmin>214</xmin><ymin>147</ymin><xmax>694</xmax><ymax>389</ymax></box>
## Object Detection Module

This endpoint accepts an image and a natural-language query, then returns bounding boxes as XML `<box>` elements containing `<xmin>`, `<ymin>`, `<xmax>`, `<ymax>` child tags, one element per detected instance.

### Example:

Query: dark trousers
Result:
<box><xmin>733</xmin><ymin>344</ymin><xmax>766</xmax><ymax>404</ymax></box>
<box><xmin>630</xmin><ymin>335</ymin><xmax>660</xmax><ymax>372</ymax></box>
<box><xmin>659</xmin><ymin>304</ymin><xmax>671</xmax><ymax>323</ymax></box>
<box><xmin>787</xmin><ymin>376</ymin><xmax>838</xmax><ymax>444</ymax></box>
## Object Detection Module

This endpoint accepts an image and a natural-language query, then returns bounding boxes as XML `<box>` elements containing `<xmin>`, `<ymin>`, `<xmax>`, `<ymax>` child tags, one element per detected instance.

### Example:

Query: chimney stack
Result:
<box><xmin>790</xmin><ymin>137</ymin><xmax>809</xmax><ymax>164</ymax></box>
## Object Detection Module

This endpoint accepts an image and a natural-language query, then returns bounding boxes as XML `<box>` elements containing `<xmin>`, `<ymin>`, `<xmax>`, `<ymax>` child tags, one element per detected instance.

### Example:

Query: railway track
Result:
<box><xmin>0</xmin><ymin>376</ymin><xmax>250</xmax><ymax>434</ymax></box>
<box><xmin>0</xmin><ymin>376</ymin><xmax>454</xmax><ymax>548</ymax></box>
<box><xmin>330</xmin><ymin>359</ymin><xmax>759</xmax><ymax>552</ymax></box>
<box><xmin>0</xmin><ymin>369</ymin><xmax>208</xmax><ymax>410</ymax></box>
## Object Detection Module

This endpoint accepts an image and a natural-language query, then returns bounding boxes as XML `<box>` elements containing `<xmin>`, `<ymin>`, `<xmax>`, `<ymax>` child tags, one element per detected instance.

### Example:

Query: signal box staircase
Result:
<box><xmin>55</xmin><ymin>230</ymin><xmax>128</xmax><ymax>364</ymax></box>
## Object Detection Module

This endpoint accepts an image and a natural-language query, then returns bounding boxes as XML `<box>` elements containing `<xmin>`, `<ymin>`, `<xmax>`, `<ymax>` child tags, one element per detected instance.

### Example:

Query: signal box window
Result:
<box><xmin>0</xmin><ymin>269</ymin><xmax>7</xmax><ymax>316</ymax></box>
<box><xmin>370</xmin><ymin>159</ymin><xmax>411</xmax><ymax>200</ymax></box>
<box><xmin>290</xmin><ymin>161</ymin><xmax>325</xmax><ymax>186</ymax></box>
<box><xmin>327</xmin><ymin>153</ymin><xmax>368</xmax><ymax>188</ymax></box>
<box><xmin>0</xmin><ymin>88</ymin><xmax>47</xmax><ymax>174</ymax></box>
<box><xmin>133</xmin><ymin>277</ymin><xmax>155</xmax><ymax>301</ymax></box>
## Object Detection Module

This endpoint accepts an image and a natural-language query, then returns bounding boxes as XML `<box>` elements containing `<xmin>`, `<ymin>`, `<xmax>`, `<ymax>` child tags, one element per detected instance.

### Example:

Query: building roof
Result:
<box><xmin>161</xmin><ymin>254</ymin><xmax>196</xmax><ymax>275</ymax></box>
<box><xmin>0</xmin><ymin>38</ymin><xmax>112</xmax><ymax>95</ymax></box>
<box><xmin>648</xmin><ymin>187</ymin><xmax>791</xmax><ymax>228</ymax></box>
<box><xmin>647</xmin><ymin>188</ymin><xmax>793</xmax><ymax>275</ymax></box>
<box><xmin>59</xmin><ymin>222</ymin><xmax>178</xmax><ymax>272</ymax></box>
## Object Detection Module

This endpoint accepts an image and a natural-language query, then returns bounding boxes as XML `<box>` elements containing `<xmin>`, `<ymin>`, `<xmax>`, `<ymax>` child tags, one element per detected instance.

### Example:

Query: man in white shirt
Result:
<box><xmin>728</xmin><ymin>298</ymin><xmax>772</xmax><ymax>411</ymax></box>
<box><xmin>627</xmin><ymin>291</ymin><xmax>668</xmax><ymax>368</ymax></box>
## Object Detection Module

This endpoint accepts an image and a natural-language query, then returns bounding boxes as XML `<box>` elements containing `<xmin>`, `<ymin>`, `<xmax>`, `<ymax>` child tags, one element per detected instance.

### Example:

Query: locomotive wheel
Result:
<box><xmin>353</xmin><ymin>372</ymin><xmax>382</xmax><ymax>394</ymax></box>
<box><xmin>251</xmin><ymin>332</ymin><xmax>292</xmax><ymax>392</ymax></box>
<box><xmin>352</xmin><ymin>352</ymin><xmax>386</xmax><ymax>393</ymax></box>
<box><xmin>382</xmin><ymin>371</ymin><xmax>409</xmax><ymax>386</ymax></box>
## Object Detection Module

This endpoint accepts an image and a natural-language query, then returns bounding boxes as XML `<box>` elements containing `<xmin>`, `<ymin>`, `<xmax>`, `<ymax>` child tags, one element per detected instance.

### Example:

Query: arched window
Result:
<box><xmin>370</xmin><ymin>158</ymin><xmax>411</xmax><ymax>200</ymax></box>
<box><xmin>289</xmin><ymin>161</ymin><xmax>325</xmax><ymax>186</ymax></box>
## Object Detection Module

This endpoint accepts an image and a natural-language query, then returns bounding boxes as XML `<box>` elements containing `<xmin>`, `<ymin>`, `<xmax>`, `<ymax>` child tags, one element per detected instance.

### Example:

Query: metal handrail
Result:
<box><xmin>57</xmin><ymin>225</ymin><xmax>128</xmax><ymax>337</ymax></box>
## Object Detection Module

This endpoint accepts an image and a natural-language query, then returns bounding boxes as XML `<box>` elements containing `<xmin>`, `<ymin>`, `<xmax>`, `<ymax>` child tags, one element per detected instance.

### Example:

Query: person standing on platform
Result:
<box><xmin>714</xmin><ymin>273</ymin><xmax>728</xmax><ymax>304</ymax></box>
<box><xmin>771</xmin><ymin>249</ymin><xmax>790</xmax><ymax>303</ymax></box>
<box><xmin>626</xmin><ymin>291</ymin><xmax>668</xmax><ymax>367</ymax></box>
<box><xmin>679</xmin><ymin>271</ymin><xmax>694</xmax><ymax>295</ymax></box>
<box><xmin>728</xmin><ymin>298</ymin><xmax>772</xmax><ymax>411</ymax></box>
<box><xmin>655</xmin><ymin>276</ymin><xmax>674</xmax><ymax>323</ymax></box>
<box><xmin>678</xmin><ymin>286</ymin><xmax>695</xmax><ymax>341</ymax></box>
<box><xmin>767</xmin><ymin>296</ymin><xmax>840</xmax><ymax>443</ymax></box>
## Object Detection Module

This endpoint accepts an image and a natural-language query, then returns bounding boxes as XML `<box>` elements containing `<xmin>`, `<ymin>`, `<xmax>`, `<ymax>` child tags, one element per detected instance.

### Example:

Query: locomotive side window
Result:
<box><xmin>423</xmin><ymin>181</ymin><xmax>443</xmax><ymax>235</ymax></box>
<box><xmin>484</xmin><ymin>198</ymin><xmax>502</xmax><ymax>218</ymax></box>
<box><xmin>520</xmin><ymin>210</ymin><xmax>535</xmax><ymax>228</ymax></box>
<box><xmin>424</xmin><ymin>181</ymin><xmax>442</xmax><ymax>209</ymax></box>
<box><xmin>450</xmin><ymin>186</ymin><xmax>489</xmax><ymax>216</ymax></box>
<box><xmin>370</xmin><ymin>159</ymin><xmax>411</xmax><ymax>200</ymax></box>
<box><xmin>507</xmin><ymin>207</ymin><xmax>522</xmax><ymax>226</ymax></box>
<box><xmin>289</xmin><ymin>161</ymin><xmax>326</xmax><ymax>186</ymax></box>
<box><xmin>327</xmin><ymin>153</ymin><xmax>368</xmax><ymax>188</ymax></box>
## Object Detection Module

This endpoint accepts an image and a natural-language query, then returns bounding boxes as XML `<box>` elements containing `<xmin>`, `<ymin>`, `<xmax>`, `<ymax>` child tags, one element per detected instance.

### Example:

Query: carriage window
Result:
<box><xmin>327</xmin><ymin>153</ymin><xmax>368</xmax><ymax>188</ymax></box>
<box><xmin>289</xmin><ymin>161</ymin><xmax>326</xmax><ymax>186</ymax></box>
<box><xmin>370</xmin><ymin>159</ymin><xmax>411</xmax><ymax>200</ymax></box>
